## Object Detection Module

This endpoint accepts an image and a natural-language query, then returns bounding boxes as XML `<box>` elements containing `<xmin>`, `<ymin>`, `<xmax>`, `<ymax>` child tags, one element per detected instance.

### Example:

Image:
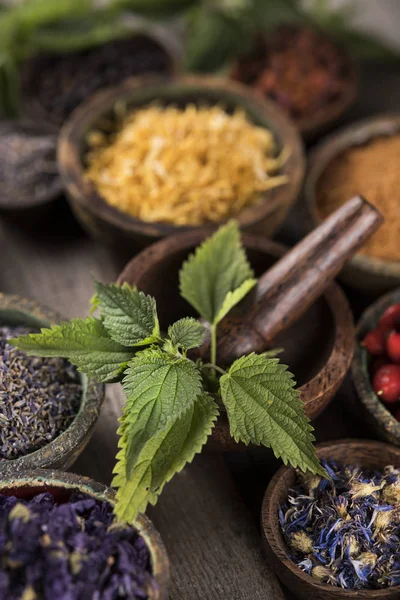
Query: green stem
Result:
<box><xmin>202</xmin><ymin>363</ymin><xmax>226</xmax><ymax>376</ymax></box>
<box><xmin>211</xmin><ymin>324</ymin><xmax>217</xmax><ymax>367</ymax></box>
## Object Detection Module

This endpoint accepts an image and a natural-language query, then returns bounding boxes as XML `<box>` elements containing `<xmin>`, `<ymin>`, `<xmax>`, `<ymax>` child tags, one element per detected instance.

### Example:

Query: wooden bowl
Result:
<box><xmin>352</xmin><ymin>288</ymin><xmax>400</xmax><ymax>446</ymax></box>
<box><xmin>230</xmin><ymin>26</ymin><xmax>358</xmax><ymax>142</ymax></box>
<box><xmin>117</xmin><ymin>230</ymin><xmax>355</xmax><ymax>451</ymax></box>
<box><xmin>20</xmin><ymin>27</ymin><xmax>180</xmax><ymax>129</ymax></box>
<box><xmin>262</xmin><ymin>439</ymin><xmax>400</xmax><ymax>600</ymax></box>
<box><xmin>58</xmin><ymin>75</ymin><xmax>305</xmax><ymax>253</ymax></box>
<box><xmin>0</xmin><ymin>469</ymin><xmax>169</xmax><ymax>599</ymax></box>
<box><xmin>0</xmin><ymin>293</ymin><xmax>104</xmax><ymax>474</ymax></box>
<box><xmin>0</xmin><ymin>120</ymin><xmax>63</xmax><ymax>222</ymax></box>
<box><xmin>304</xmin><ymin>115</ymin><xmax>400</xmax><ymax>294</ymax></box>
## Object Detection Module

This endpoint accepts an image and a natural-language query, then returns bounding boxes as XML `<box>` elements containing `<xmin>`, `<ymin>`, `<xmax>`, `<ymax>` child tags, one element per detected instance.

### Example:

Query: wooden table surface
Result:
<box><xmin>0</xmin><ymin>60</ymin><xmax>399</xmax><ymax>599</ymax></box>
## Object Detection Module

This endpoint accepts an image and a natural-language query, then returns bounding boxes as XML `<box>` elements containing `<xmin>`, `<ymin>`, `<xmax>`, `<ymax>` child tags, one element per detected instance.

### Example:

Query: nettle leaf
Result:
<box><xmin>220</xmin><ymin>353</ymin><xmax>326</xmax><ymax>476</ymax></box>
<box><xmin>214</xmin><ymin>278</ymin><xmax>257</xmax><ymax>325</ymax></box>
<box><xmin>10</xmin><ymin>317</ymin><xmax>134</xmax><ymax>383</ymax></box>
<box><xmin>180</xmin><ymin>221</ymin><xmax>254</xmax><ymax>324</ymax></box>
<box><xmin>95</xmin><ymin>280</ymin><xmax>160</xmax><ymax>347</ymax></box>
<box><xmin>168</xmin><ymin>318</ymin><xmax>207</xmax><ymax>351</ymax></box>
<box><xmin>122</xmin><ymin>347</ymin><xmax>203</xmax><ymax>474</ymax></box>
<box><xmin>113</xmin><ymin>392</ymin><xmax>219</xmax><ymax>522</ymax></box>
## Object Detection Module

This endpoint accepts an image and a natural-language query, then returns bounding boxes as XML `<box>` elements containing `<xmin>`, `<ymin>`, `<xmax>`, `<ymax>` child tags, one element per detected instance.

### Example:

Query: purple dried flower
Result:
<box><xmin>0</xmin><ymin>491</ymin><xmax>156</xmax><ymax>599</ymax></box>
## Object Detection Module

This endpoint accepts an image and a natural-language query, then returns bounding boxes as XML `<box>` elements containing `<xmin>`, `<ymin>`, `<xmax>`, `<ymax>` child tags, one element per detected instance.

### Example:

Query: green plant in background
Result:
<box><xmin>184</xmin><ymin>0</ymin><xmax>400</xmax><ymax>72</ymax></box>
<box><xmin>0</xmin><ymin>0</ymin><xmax>398</xmax><ymax>115</ymax></box>
<box><xmin>12</xmin><ymin>222</ymin><xmax>326</xmax><ymax>522</ymax></box>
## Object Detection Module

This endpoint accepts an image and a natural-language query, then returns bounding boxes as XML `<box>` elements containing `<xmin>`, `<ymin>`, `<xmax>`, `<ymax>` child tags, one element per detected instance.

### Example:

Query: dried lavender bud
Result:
<box><xmin>0</xmin><ymin>491</ymin><xmax>156</xmax><ymax>599</ymax></box>
<box><xmin>280</xmin><ymin>461</ymin><xmax>400</xmax><ymax>590</ymax></box>
<box><xmin>0</xmin><ymin>122</ymin><xmax>60</xmax><ymax>207</ymax></box>
<box><xmin>0</xmin><ymin>326</ymin><xmax>81</xmax><ymax>459</ymax></box>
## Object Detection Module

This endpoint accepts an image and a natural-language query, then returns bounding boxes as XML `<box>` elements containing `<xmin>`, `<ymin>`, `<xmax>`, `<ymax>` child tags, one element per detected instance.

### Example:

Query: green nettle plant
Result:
<box><xmin>12</xmin><ymin>222</ymin><xmax>326</xmax><ymax>522</ymax></box>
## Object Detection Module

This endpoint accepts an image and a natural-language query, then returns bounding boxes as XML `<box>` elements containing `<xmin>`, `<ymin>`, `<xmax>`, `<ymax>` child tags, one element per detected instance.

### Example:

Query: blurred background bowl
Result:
<box><xmin>304</xmin><ymin>114</ymin><xmax>400</xmax><ymax>295</ymax></box>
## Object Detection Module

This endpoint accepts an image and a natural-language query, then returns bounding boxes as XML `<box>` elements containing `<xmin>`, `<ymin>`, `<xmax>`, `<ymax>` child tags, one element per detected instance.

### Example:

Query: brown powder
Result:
<box><xmin>316</xmin><ymin>135</ymin><xmax>400</xmax><ymax>261</ymax></box>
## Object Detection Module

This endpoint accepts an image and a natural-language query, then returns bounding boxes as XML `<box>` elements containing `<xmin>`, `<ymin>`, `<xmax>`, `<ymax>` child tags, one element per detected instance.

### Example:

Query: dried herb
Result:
<box><xmin>85</xmin><ymin>104</ymin><xmax>287</xmax><ymax>226</ymax></box>
<box><xmin>0</xmin><ymin>326</ymin><xmax>81</xmax><ymax>459</ymax></box>
<box><xmin>20</xmin><ymin>36</ymin><xmax>172</xmax><ymax>127</ymax></box>
<box><xmin>317</xmin><ymin>135</ymin><xmax>400</xmax><ymax>262</ymax></box>
<box><xmin>0</xmin><ymin>490</ymin><xmax>156</xmax><ymax>599</ymax></box>
<box><xmin>280</xmin><ymin>461</ymin><xmax>400</xmax><ymax>589</ymax></box>
<box><xmin>0</xmin><ymin>121</ymin><xmax>60</xmax><ymax>208</ymax></box>
<box><xmin>12</xmin><ymin>221</ymin><xmax>325</xmax><ymax>521</ymax></box>
<box><xmin>231</xmin><ymin>25</ymin><xmax>352</xmax><ymax>122</ymax></box>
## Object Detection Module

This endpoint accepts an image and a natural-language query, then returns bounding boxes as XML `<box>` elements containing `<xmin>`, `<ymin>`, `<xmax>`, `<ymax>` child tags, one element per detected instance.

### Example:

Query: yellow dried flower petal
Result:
<box><xmin>86</xmin><ymin>105</ymin><xmax>287</xmax><ymax>226</ymax></box>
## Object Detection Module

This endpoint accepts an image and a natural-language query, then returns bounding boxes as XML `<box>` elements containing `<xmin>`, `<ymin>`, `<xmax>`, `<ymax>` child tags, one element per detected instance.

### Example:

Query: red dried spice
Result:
<box><xmin>231</xmin><ymin>25</ymin><xmax>351</xmax><ymax>122</ymax></box>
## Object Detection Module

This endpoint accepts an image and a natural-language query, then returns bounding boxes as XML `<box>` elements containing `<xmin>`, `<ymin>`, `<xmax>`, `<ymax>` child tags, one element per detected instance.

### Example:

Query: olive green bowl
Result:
<box><xmin>304</xmin><ymin>115</ymin><xmax>400</xmax><ymax>295</ymax></box>
<box><xmin>58</xmin><ymin>74</ymin><xmax>305</xmax><ymax>253</ymax></box>
<box><xmin>0</xmin><ymin>293</ymin><xmax>104</xmax><ymax>475</ymax></box>
<box><xmin>0</xmin><ymin>469</ymin><xmax>169</xmax><ymax>599</ymax></box>
<box><xmin>352</xmin><ymin>288</ymin><xmax>400</xmax><ymax>446</ymax></box>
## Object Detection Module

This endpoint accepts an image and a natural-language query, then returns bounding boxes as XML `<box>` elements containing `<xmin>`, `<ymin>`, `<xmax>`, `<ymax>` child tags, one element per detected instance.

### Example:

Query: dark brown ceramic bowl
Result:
<box><xmin>230</xmin><ymin>26</ymin><xmax>358</xmax><ymax>142</ymax></box>
<box><xmin>58</xmin><ymin>75</ymin><xmax>305</xmax><ymax>253</ymax></box>
<box><xmin>304</xmin><ymin>115</ymin><xmax>400</xmax><ymax>294</ymax></box>
<box><xmin>117</xmin><ymin>230</ymin><xmax>355</xmax><ymax>451</ymax></box>
<box><xmin>352</xmin><ymin>288</ymin><xmax>400</xmax><ymax>446</ymax></box>
<box><xmin>0</xmin><ymin>469</ymin><xmax>169</xmax><ymax>599</ymax></box>
<box><xmin>0</xmin><ymin>293</ymin><xmax>104</xmax><ymax>475</ymax></box>
<box><xmin>262</xmin><ymin>439</ymin><xmax>400</xmax><ymax>600</ymax></box>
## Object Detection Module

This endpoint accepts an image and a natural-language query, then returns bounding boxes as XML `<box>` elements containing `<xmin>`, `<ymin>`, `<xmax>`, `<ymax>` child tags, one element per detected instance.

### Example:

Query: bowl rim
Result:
<box><xmin>262</xmin><ymin>438</ymin><xmax>400</xmax><ymax>598</ymax></box>
<box><xmin>352</xmin><ymin>287</ymin><xmax>400</xmax><ymax>439</ymax></box>
<box><xmin>304</xmin><ymin>113</ymin><xmax>400</xmax><ymax>278</ymax></box>
<box><xmin>57</xmin><ymin>74</ymin><xmax>305</xmax><ymax>239</ymax></box>
<box><xmin>230</xmin><ymin>25</ymin><xmax>358</xmax><ymax>137</ymax></box>
<box><xmin>117</xmin><ymin>229</ymin><xmax>355</xmax><ymax>420</ymax></box>
<box><xmin>0</xmin><ymin>292</ymin><xmax>104</xmax><ymax>470</ymax></box>
<box><xmin>0</xmin><ymin>468</ymin><xmax>169</xmax><ymax>599</ymax></box>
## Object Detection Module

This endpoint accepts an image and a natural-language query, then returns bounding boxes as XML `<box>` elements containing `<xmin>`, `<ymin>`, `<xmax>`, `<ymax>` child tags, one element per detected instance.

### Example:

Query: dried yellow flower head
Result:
<box><xmin>290</xmin><ymin>531</ymin><xmax>313</xmax><ymax>553</ymax></box>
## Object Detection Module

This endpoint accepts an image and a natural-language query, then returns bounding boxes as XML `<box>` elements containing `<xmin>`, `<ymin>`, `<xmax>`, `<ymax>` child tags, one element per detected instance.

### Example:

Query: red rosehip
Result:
<box><xmin>362</xmin><ymin>328</ymin><xmax>386</xmax><ymax>355</ymax></box>
<box><xmin>373</xmin><ymin>364</ymin><xmax>400</xmax><ymax>404</ymax></box>
<box><xmin>387</xmin><ymin>331</ymin><xmax>400</xmax><ymax>364</ymax></box>
<box><xmin>379</xmin><ymin>304</ymin><xmax>400</xmax><ymax>332</ymax></box>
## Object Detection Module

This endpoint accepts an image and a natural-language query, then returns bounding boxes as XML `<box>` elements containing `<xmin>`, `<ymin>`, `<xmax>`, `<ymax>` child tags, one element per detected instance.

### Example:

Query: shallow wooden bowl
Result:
<box><xmin>58</xmin><ymin>75</ymin><xmax>305</xmax><ymax>253</ymax></box>
<box><xmin>0</xmin><ymin>120</ymin><xmax>63</xmax><ymax>222</ymax></box>
<box><xmin>0</xmin><ymin>293</ymin><xmax>104</xmax><ymax>475</ymax></box>
<box><xmin>352</xmin><ymin>288</ymin><xmax>400</xmax><ymax>446</ymax></box>
<box><xmin>262</xmin><ymin>439</ymin><xmax>400</xmax><ymax>600</ymax></box>
<box><xmin>304</xmin><ymin>115</ymin><xmax>400</xmax><ymax>294</ymax></box>
<box><xmin>230</xmin><ymin>29</ymin><xmax>358</xmax><ymax>142</ymax></box>
<box><xmin>0</xmin><ymin>469</ymin><xmax>169</xmax><ymax>599</ymax></box>
<box><xmin>20</xmin><ymin>27</ymin><xmax>180</xmax><ymax>129</ymax></box>
<box><xmin>117</xmin><ymin>230</ymin><xmax>355</xmax><ymax>451</ymax></box>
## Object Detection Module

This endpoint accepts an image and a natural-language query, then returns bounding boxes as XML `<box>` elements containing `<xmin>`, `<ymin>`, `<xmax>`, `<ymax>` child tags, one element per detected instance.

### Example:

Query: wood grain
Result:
<box><xmin>149</xmin><ymin>455</ymin><xmax>285</xmax><ymax>600</ymax></box>
<box><xmin>0</xmin><ymin>214</ymin><xmax>284</xmax><ymax>599</ymax></box>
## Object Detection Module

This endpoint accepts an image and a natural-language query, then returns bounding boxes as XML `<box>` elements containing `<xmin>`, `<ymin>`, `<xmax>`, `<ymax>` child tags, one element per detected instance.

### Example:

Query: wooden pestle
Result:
<box><xmin>201</xmin><ymin>195</ymin><xmax>383</xmax><ymax>365</ymax></box>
